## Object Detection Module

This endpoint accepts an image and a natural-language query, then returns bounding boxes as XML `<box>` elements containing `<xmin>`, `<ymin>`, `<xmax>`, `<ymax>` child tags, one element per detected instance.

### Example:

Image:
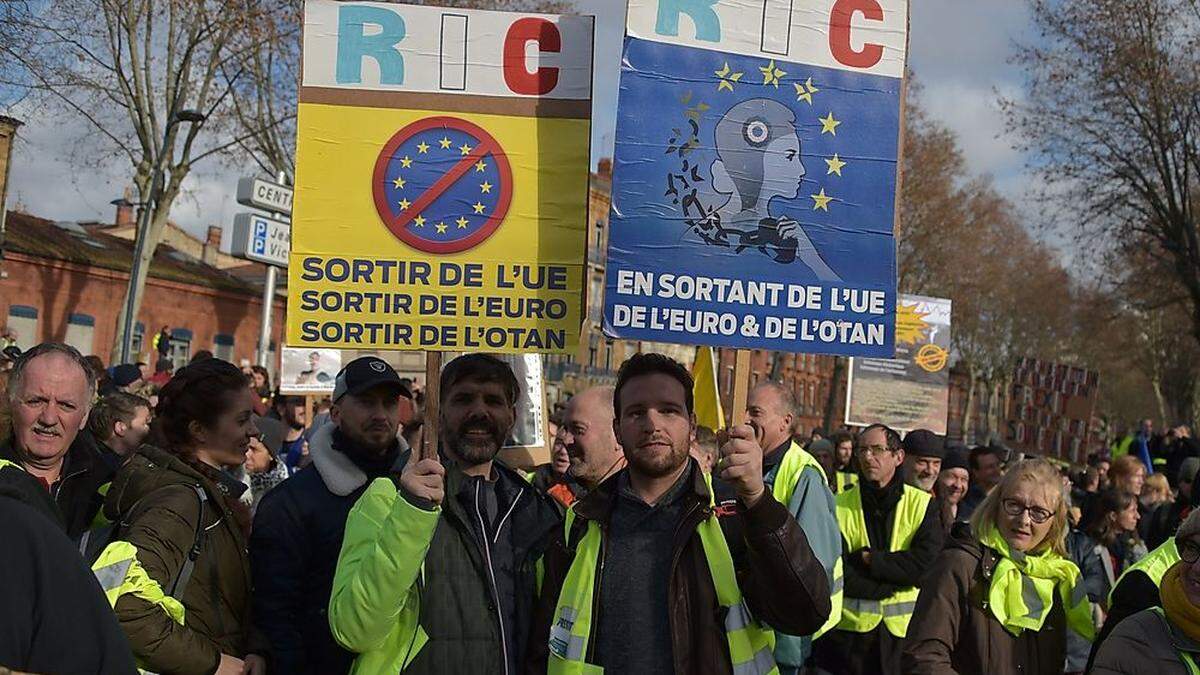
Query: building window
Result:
<box><xmin>588</xmin><ymin>333</ymin><xmax>599</xmax><ymax>368</ymax></box>
<box><xmin>170</xmin><ymin>328</ymin><xmax>193</xmax><ymax>369</ymax></box>
<box><xmin>589</xmin><ymin>273</ymin><xmax>604</xmax><ymax>324</ymax></box>
<box><xmin>214</xmin><ymin>334</ymin><xmax>235</xmax><ymax>362</ymax></box>
<box><xmin>64</xmin><ymin>313</ymin><xmax>95</xmax><ymax>355</ymax></box>
<box><xmin>131</xmin><ymin>322</ymin><xmax>146</xmax><ymax>359</ymax></box>
<box><xmin>604</xmin><ymin>339</ymin><xmax>614</xmax><ymax>371</ymax></box>
<box><xmin>6</xmin><ymin>305</ymin><xmax>38</xmax><ymax>351</ymax></box>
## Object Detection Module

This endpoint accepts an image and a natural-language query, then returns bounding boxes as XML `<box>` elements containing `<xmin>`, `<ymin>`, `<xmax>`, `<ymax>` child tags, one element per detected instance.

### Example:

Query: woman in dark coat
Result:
<box><xmin>103</xmin><ymin>358</ymin><xmax>268</xmax><ymax>674</ymax></box>
<box><xmin>902</xmin><ymin>458</ymin><xmax>1096</xmax><ymax>674</ymax></box>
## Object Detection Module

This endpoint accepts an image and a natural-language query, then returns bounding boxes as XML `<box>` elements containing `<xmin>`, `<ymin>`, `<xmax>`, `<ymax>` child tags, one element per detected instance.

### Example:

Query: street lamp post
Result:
<box><xmin>119</xmin><ymin>109</ymin><xmax>206</xmax><ymax>364</ymax></box>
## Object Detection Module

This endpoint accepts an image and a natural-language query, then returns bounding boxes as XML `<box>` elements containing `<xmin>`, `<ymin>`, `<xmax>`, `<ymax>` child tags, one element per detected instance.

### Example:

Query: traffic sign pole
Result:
<box><xmin>257</xmin><ymin>170</ymin><xmax>287</xmax><ymax>370</ymax></box>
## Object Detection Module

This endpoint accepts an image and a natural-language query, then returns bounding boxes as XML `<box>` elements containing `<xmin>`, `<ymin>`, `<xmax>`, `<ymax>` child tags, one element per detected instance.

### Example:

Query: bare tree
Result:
<box><xmin>0</xmin><ymin>0</ymin><xmax>276</xmax><ymax>362</ymax></box>
<box><xmin>1005</xmin><ymin>0</ymin><xmax>1200</xmax><ymax>345</ymax></box>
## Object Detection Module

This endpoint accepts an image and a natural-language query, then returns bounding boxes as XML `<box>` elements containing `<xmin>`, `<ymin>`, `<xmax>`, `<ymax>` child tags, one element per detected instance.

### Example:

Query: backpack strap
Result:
<box><xmin>166</xmin><ymin>484</ymin><xmax>208</xmax><ymax>602</ymax></box>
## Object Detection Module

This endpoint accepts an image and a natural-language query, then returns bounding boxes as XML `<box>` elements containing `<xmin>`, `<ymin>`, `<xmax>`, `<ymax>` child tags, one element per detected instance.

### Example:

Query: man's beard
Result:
<box><xmin>626</xmin><ymin>439</ymin><xmax>689</xmax><ymax>479</ymax></box>
<box><xmin>448</xmin><ymin>417</ymin><xmax>506</xmax><ymax>467</ymax></box>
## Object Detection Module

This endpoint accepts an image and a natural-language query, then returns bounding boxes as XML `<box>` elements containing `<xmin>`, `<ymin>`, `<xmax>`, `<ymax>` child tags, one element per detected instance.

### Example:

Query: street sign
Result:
<box><xmin>232</xmin><ymin>212</ymin><xmax>290</xmax><ymax>267</ymax></box>
<box><xmin>237</xmin><ymin>176</ymin><xmax>294</xmax><ymax>215</ymax></box>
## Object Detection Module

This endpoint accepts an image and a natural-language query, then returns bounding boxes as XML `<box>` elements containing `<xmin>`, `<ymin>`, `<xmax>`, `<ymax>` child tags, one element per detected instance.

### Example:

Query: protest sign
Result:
<box><xmin>1004</xmin><ymin>357</ymin><xmax>1101</xmax><ymax>464</ymax></box>
<box><xmin>279</xmin><ymin>346</ymin><xmax>341</xmax><ymax>395</ymax></box>
<box><xmin>602</xmin><ymin>0</ymin><xmax>907</xmax><ymax>357</ymax></box>
<box><xmin>288</xmin><ymin>1</ymin><xmax>593</xmax><ymax>354</ymax></box>
<box><xmin>846</xmin><ymin>294</ymin><xmax>952</xmax><ymax>433</ymax></box>
<box><xmin>500</xmin><ymin>353</ymin><xmax>548</xmax><ymax>449</ymax></box>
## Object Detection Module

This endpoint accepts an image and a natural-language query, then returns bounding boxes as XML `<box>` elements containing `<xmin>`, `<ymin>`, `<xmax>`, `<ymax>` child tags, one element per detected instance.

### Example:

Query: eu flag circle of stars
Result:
<box><xmin>373</xmin><ymin>117</ymin><xmax>511</xmax><ymax>254</ymax></box>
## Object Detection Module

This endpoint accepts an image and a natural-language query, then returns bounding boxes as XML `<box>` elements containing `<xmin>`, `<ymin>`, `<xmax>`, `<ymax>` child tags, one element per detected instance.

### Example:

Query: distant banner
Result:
<box><xmin>280</xmin><ymin>346</ymin><xmax>341</xmax><ymax>395</ymax></box>
<box><xmin>846</xmin><ymin>295</ymin><xmax>951</xmax><ymax>433</ymax></box>
<box><xmin>1004</xmin><ymin>358</ymin><xmax>1100</xmax><ymax>464</ymax></box>
<box><xmin>602</xmin><ymin>0</ymin><xmax>907</xmax><ymax>356</ymax></box>
<box><xmin>288</xmin><ymin>1</ymin><xmax>593</xmax><ymax>353</ymax></box>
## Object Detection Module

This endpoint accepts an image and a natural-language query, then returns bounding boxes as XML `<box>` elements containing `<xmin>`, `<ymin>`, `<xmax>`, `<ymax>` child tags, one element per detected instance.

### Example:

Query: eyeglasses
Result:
<box><xmin>856</xmin><ymin>444</ymin><xmax>894</xmax><ymax>457</ymax></box>
<box><xmin>1182</xmin><ymin>540</ymin><xmax>1200</xmax><ymax>564</ymax></box>
<box><xmin>1001</xmin><ymin>498</ymin><xmax>1054</xmax><ymax>525</ymax></box>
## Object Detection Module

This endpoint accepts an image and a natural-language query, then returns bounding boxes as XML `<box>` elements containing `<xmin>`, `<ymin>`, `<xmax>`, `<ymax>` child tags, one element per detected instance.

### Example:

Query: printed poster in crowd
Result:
<box><xmin>288</xmin><ymin>1</ymin><xmax>593</xmax><ymax>354</ymax></box>
<box><xmin>279</xmin><ymin>346</ymin><xmax>342</xmax><ymax>395</ymax></box>
<box><xmin>1005</xmin><ymin>358</ymin><xmax>1101</xmax><ymax>464</ymax></box>
<box><xmin>602</xmin><ymin>0</ymin><xmax>908</xmax><ymax>357</ymax></box>
<box><xmin>500</xmin><ymin>353</ymin><xmax>547</xmax><ymax>449</ymax></box>
<box><xmin>845</xmin><ymin>295</ymin><xmax>952</xmax><ymax>433</ymax></box>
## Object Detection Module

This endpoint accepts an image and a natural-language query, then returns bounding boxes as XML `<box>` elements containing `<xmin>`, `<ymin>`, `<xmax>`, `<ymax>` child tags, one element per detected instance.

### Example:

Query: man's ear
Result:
<box><xmin>113</xmin><ymin>420</ymin><xmax>128</xmax><ymax>439</ymax></box>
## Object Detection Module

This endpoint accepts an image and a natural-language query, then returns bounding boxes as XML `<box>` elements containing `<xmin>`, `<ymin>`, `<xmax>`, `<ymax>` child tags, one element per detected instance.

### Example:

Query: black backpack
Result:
<box><xmin>79</xmin><ymin>483</ymin><xmax>209</xmax><ymax>603</ymax></box>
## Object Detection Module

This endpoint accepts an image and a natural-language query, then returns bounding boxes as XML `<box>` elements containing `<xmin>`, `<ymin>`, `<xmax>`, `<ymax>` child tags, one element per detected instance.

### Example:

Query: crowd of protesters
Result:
<box><xmin>2</xmin><ymin>340</ymin><xmax>1200</xmax><ymax>674</ymax></box>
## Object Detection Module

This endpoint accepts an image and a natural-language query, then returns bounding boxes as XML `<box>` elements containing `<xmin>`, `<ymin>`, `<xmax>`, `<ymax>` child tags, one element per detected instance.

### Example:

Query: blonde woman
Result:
<box><xmin>902</xmin><ymin>459</ymin><xmax>1095</xmax><ymax>674</ymax></box>
<box><xmin>1142</xmin><ymin>473</ymin><xmax>1173</xmax><ymax>511</ymax></box>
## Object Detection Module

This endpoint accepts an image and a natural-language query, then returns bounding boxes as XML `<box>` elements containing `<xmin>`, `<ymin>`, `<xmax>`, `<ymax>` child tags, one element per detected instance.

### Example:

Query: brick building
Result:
<box><xmin>1</xmin><ymin>210</ymin><xmax>286</xmax><ymax>370</ymax></box>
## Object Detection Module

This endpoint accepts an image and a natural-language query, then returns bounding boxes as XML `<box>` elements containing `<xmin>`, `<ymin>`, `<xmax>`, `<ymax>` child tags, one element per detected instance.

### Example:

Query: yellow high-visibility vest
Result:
<box><xmin>835</xmin><ymin>482</ymin><xmax>931</xmax><ymax>637</ymax></box>
<box><xmin>1110</xmin><ymin>538</ymin><xmax>1179</xmax><ymax>605</ymax></box>
<box><xmin>547</xmin><ymin>472</ymin><xmax>778</xmax><ymax>675</ymax></box>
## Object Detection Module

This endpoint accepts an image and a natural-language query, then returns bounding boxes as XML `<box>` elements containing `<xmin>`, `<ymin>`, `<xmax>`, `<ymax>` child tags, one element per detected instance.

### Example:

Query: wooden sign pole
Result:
<box><xmin>421</xmin><ymin>351</ymin><xmax>443</xmax><ymax>461</ymax></box>
<box><xmin>730</xmin><ymin>349</ymin><xmax>752</xmax><ymax>427</ymax></box>
<box><xmin>304</xmin><ymin>395</ymin><xmax>315</xmax><ymax>431</ymax></box>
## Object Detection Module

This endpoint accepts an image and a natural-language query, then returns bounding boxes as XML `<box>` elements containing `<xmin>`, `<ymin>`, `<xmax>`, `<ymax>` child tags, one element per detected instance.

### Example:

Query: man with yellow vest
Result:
<box><xmin>739</xmin><ymin>382</ymin><xmax>842</xmax><ymax>674</ymax></box>
<box><xmin>814</xmin><ymin>423</ymin><xmax>945</xmax><ymax>675</ymax></box>
<box><xmin>526</xmin><ymin>353</ymin><xmax>832</xmax><ymax>674</ymax></box>
<box><xmin>1087</xmin><ymin>508</ymin><xmax>1199</xmax><ymax>670</ymax></box>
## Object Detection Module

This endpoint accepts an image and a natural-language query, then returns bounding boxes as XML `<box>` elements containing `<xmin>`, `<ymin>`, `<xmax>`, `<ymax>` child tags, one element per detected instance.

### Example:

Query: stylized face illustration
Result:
<box><xmin>711</xmin><ymin>99</ymin><xmax>806</xmax><ymax>214</ymax></box>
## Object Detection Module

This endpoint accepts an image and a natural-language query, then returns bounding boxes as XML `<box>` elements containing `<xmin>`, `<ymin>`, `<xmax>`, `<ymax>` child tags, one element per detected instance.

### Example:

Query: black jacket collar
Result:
<box><xmin>573</xmin><ymin>458</ymin><xmax>708</xmax><ymax>525</ymax></box>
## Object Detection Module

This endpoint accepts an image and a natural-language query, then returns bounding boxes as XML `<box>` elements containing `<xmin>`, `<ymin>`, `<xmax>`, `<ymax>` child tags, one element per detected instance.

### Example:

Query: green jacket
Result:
<box><xmin>329</xmin><ymin>454</ymin><xmax>559</xmax><ymax>674</ymax></box>
<box><xmin>103</xmin><ymin>446</ymin><xmax>265</xmax><ymax>674</ymax></box>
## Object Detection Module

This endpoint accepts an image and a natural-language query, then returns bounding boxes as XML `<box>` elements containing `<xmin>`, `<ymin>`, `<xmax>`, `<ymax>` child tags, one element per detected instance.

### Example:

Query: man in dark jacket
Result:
<box><xmin>1</xmin><ymin>342</ymin><xmax>113</xmax><ymax>537</ymax></box>
<box><xmin>526</xmin><ymin>353</ymin><xmax>831</xmax><ymax>674</ymax></box>
<box><xmin>328</xmin><ymin>354</ymin><xmax>562</xmax><ymax>674</ymax></box>
<box><xmin>0</xmin><ymin>483</ymin><xmax>137</xmax><ymax>674</ymax></box>
<box><xmin>251</xmin><ymin>356</ymin><xmax>413</xmax><ymax>675</ymax></box>
<box><xmin>814</xmin><ymin>423</ymin><xmax>945</xmax><ymax>675</ymax></box>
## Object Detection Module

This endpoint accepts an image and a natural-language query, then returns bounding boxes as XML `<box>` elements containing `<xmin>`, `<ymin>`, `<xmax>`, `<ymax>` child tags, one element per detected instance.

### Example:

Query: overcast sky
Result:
<box><xmin>2</xmin><ymin>1</ymin><xmax>1036</xmax><ymax>249</ymax></box>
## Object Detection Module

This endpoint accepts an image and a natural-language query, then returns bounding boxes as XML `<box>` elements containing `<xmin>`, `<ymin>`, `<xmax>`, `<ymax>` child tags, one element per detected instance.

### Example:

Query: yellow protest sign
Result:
<box><xmin>288</xmin><ymin>0</ymin><xmax>593</xmax><ymax>353</ymax></box>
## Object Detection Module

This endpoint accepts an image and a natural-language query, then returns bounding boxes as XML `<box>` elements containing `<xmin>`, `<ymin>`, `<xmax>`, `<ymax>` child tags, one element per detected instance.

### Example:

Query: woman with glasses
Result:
<box><xmin>1088</xmin><ymin>489</ymin><xmax>1149</xmax><ymax>589</ymax></box>
<box><xmin>902</xmin><ymin>459</ymin><xmax>1096</xmax><ymax>674</ymax></box>
<box><xmin>1091</xmin><ymin>511</ymin><xmax>1200</xmax><ymax>673</ymax></box>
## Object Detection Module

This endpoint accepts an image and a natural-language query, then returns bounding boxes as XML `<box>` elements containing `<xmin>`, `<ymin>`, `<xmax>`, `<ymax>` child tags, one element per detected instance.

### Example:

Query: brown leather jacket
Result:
<box><xmin>524</xmin><ymin>462</ymin><xmax>831</xmax><ymax>674</ymax></box>
<box><xmin>902</xmin><ymin>529</ymin><xmax>1067</xmax><ymax>675</ymax></box>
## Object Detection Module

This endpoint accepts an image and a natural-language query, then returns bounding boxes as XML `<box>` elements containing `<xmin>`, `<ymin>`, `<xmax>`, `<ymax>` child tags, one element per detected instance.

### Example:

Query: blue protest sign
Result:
<box><xmin>602</xmin><ymin>0</ymin><xmax>908</xmax><ymax>357</ymax></box>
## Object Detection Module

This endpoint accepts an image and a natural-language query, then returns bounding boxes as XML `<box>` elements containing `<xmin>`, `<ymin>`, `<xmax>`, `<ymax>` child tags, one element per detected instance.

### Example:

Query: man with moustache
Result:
<box><xmin>902</xmin><ymin>429</ymin><xmax>945</xmax><ymax>493</ymax></box>
<box><xmin>329</xmin><ymin>354</ymin><xmax>560</xmax><ymax>675</ymax></box>
<box><xmin>526</xmin><ymin>353</ymin><xmax>831</xmax><ymax>674</ymax></box>
<box><xmin>1</xmin><ymin>342</ymin><xmax>112</xmax><ymax>537</ymax></box>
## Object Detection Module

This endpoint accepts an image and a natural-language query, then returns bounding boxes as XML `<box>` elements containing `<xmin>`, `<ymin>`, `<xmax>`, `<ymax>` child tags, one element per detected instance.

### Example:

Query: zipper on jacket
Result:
<box><xmin>586</xmin><ymin>522</ymin><xmax>608</xmax><ymax>664</ymax></box>
<box><xmin>474</xmin><ymin>480</ymin><xmax>511</xmax><ymax>675</ymax></box>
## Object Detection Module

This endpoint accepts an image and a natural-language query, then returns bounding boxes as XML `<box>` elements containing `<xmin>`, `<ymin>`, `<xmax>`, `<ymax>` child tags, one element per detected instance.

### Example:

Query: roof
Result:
<box><xmin>3</xmin><ymin>210</ymin><xmax>260</xmax><ymax>294</ymax></box>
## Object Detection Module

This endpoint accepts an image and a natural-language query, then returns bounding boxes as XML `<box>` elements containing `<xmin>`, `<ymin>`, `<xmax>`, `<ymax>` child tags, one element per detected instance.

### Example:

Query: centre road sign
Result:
<box><xmin>232</xmin><ymin>212</ymin><xmax>290</xmax><ymax>267</ymax></box>
<box><xmin>237</xmin><ymin>176</ymin><xmax>294</xmax><ymax>215</ymax></box>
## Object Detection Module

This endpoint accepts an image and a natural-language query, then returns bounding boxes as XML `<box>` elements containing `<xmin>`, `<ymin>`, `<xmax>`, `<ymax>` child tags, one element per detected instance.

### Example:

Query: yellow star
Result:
<box><xmin>416</xmin><ymin>141</ymin><xmax>430</xmax><ymax>154</ymax></box>
<box><xmin>825</xmin><ymin>154</ymin><xmax>847</xmax><ymax>176</ymax></box>
<box><xmin>473</xmin><ymin>201</ymin><xmax>486</xmax><ymax>214</ymax></box>
<box><xmin>793</xmin><ymin>77</ymin><xmax>819</xmax><ymax>104</ymax></box>
<box><xmin>392</xmin><ymin>176</ymin><xmax>406</xmax><ymax>189</ymax></box>
<box><xmin>714</xmin><ymin>61</ymin><xmax>744</xmax><ymax>92</ymax></box>
<box><xmin>479</xmin><ymin>181</ymin><xmax>492</xmax><ymax>194</ymax></box>
<box><xmin>398</xmin><ymin>198</ymin><xmax>411</xmax><ymax>210</ymax></box>
<box><xmin>759</xmin><ymin>59</ymin><xmax>786</xmax><ymax>88</ymax></box>
<box><xmin>474</xmin><ymin>160</ymin><xmax>488</xmax><ymax>172</ymax></box>
<box><xmin>811</xmin><ymin>189</ymin><xmax>834</xmax><ymax>211</ymax></box>
<box><xmin>439</xmin><ymin>136</ymin><xmax>452</xmax><ymax>149</ymax></box>
<box><xmin>436</xmin><ymin>221</ymin><xmax>448</xmax><ymax>234</ymax></box>
<box><xmin>399</xmin><ymin>155</ymin><xmax>413</xmax><ymax>168</ymax></box>
<box><xmin>459</xmin><ymin>143</ymin><xmax>473</xmax><ymax>156</ymax></box>
<box><xmin>819</xmin><ymin>112</ymin><xmax>841</xmax><ymax>136</ymax></box>
<box><xmin>456</xmin><ymin>216</ymin><xmax>469</xmax><ymax>228</ymax></box>
<box><xmin>414</xmin><ymin>214</ymin><xmax>426</xmax><ymax>227</ymax></box>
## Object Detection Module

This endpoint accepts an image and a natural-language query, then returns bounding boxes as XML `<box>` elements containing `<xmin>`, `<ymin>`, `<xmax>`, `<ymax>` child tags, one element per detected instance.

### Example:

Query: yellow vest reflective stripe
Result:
<box><xmin>835</xmin><ymin>472</ymin><xmax>857</xmax><ymax>494</ymax></box>
<box><xmin>1110</xmin><ymin>538</ymin><xmax>1180</xmax><ymax>605</ymax></box>
<box><xmin>771</xmin><ymin>442</ymin><xmax>843</xmax><ymax>639</ymax></box>
<box><xmin>835</xmin><ymin>483</ymin><xmax>931</xmax><ymax>637</ymax></box>
<box><xmin>91</xmin><ymin>540</ymin><xmax>186</xmax><ymax>625</ymax></box>
<box><xmin>548</xmin><ymin>473</ymin><xmax>778</xmax><ymax>675</ymax></box>
<box><xmin>0</xmin><ymin>458</ymin><xmax>19</xmax><ymax>472</ymax></box>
